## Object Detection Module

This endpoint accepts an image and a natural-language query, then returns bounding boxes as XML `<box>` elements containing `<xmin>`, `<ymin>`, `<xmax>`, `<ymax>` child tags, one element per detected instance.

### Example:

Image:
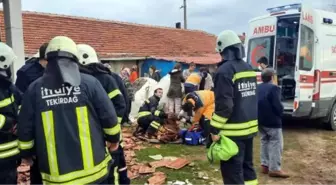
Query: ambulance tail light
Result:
<box><xmin>312</xmin><ymin>70</ymin><xmax>321</xmax><ymax>101</ymax></box>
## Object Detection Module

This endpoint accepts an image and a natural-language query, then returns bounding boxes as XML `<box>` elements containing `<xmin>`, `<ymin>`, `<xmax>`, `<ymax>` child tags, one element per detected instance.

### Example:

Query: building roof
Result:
<box><xmin>0</xmin><ymin>11</ymin><xmax>243</xmax><ymax>65</ymax></box>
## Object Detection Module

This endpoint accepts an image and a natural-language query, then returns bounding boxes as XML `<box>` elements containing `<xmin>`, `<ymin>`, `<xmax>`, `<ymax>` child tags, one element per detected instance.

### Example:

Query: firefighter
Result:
<box><xmin>136</xmin><ymin>88</ymin><xmax>167</xmax><ymax>138</ymax></box>
<box><xmin>0</xmin><ymin>42</ymin><xmax>22</xmax><ymax>183</ymax></box>
<box><xmin>103</xmin><ymin>63</ymin><xmax>131</xmax><ymax>125</ymax></box>
<box><xmin>15</xmin><ymin>43</ymin><xmax>48</xmax><ymax>185</ymax></box>
<box><xmin>15</xmin><ymin>43</ymin><xmax>48</xmax><ymax>93</ymax></box>
<box><xmin>184</xmin><ymin>72</ymin><xmax>201</xmax><ymax>94</ymax></box>
<box><xmin>210</xmin><ymin>30</ymin><xmax>258</xmax><ymax>185</ymax></box>
<box><xmin>17</xmin><ymin>36</ymin><xmax>120</xmax><ymax>184</ymax></box>
<box><xmin>77</xmin><ymin>44</ymin><xmax>130</xmax><ymax>185</ymax></box>
<box><xmin>180</xmin><ymin>90</ymin><xmax>214</xmax><ymax>145</ymax></box>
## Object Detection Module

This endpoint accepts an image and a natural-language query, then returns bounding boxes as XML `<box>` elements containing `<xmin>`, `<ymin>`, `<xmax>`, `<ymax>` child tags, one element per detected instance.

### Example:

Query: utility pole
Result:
<box><xmin>180</xmin><ymin>0</ymin><xmax>187</xmax><ymax>29</ymax></box>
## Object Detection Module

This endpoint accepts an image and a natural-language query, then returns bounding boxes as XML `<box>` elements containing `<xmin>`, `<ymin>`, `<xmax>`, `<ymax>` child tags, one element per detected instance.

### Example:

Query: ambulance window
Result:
<box><xmin>299</xmin><ymin>25</ymin><xmax>314</xmax><ymax>71</ymax></box>
<box><xmin>247</xmin><ymin>36</ymin><xmax>274</xmax><ymax>69</ymax></box>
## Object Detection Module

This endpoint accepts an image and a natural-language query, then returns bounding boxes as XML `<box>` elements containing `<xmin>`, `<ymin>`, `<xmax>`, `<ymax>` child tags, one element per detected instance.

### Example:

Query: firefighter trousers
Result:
<box><xmin>137</xmin><ymin>115</ymin><xmax>163</xmax><ymax>135</ymax></box>
<box><xmin>220</xmin><ymin>138</ymin><xmax>257</xmax><ymax>185</ymax></box>
<box><xmin>0</xmin><ymin>160</ymin><xmax>17</xmax><ymax>184</ymax></box>
<box><xmin>108</xmin><ymin>146</ymin><xmax>130</xmax><ymax>185</ymax></box>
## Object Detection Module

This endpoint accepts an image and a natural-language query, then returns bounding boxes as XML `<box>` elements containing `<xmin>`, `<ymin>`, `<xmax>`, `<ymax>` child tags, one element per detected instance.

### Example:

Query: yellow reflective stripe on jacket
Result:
<box><xmin>138</xmin><ymin>111</ymin><xmax>151</xmax><ymax>118</ymax></box>
<box><xmin>117</xmin><ymin>117</ymin><xmax>122</xmax><ymax>124</ymax></box>
<box><xmin>0</xmin><ymin>95</ymin><xmax>14</xmax><ymax>108</ymax></box>
<box><xmin>222</xmin><ymin>120</ymin><xmax>258</xmax><ymax>130</ymax></box>
<box><xmin>0</xmin><ymin>140</ymin><xmax>18</xmax><ymax>151</ymax></box>
<box><xmin>19</xmin><ymin>140</ymin><xmax>34</xmax><ymax>150</ymax></box>
<box><xmin>220</xmin><ymin>125</ymin><xmax>258</xmax><ymax>137</ymax></box>
<box><xmin>76</xmin><ymin>106</ymin><xmax>94</xmax><ymax>170</ymax></box>
<box><xmin>0</xmin><ymin>147</ymin><xmax>19</xmax><ymax>159</ymax></box>
<box><xmin>108</xmin><ymin>89</ymin><xmax>121</xmax><ymax>99</ymax></box>
<box><xmin>212</xmin><ymin>114</ymin><xmax>228</xmax><ymax>124</ymax></box>
<box><xmin>103</xmin><ymin>124</ymin><xmax>121</xmax><ymax>136</ymax></box>
<box><xmin>245</xmin><ymin>179</ymin><xmax>258</xmax><ymax>185</ymax></box>
<box><xmin>232</xmin><ymin>71</ymin><xmax>256</xmax><ymax>83</ymax></box>
<box><xmin>0</xmin><ymin>114</ymin><xmax>5</xmax><ymax>129</ymax></box>
<box><xmin>154</xmin><ymin>110</ymin><xmax>161</xmax><ymax>117</ymax></box>
<box><xmin>42</xmin><ymin>110</ymin><xmax>59</xmax><ymax>176</ymax></box>
<box><xmin>150</xmin><ymin>121</ymin><xmax>160</xmax><ymax>129</ymax></box>
<box><xmin>41</xmin><ymin>155</ymin><xmax>111</xmax><ymax>185</ymax></box>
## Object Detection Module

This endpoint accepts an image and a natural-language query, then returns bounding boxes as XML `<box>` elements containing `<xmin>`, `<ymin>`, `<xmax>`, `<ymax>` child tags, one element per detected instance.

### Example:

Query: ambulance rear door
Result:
<box><xmin>293</xmin><ymin>5</ymin><xmax>316</xmax><ymax>117</ymax></box>
<box><xmin>246</xmin><ymin>16</ymin><xmax>277</xmax><ymax>84</ymax></box>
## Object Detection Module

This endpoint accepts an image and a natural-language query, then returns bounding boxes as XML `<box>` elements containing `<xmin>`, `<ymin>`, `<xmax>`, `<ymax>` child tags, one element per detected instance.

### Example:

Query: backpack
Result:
<box><xmin>180</xmin><ymin>129</ymin><xmax>206</xmax><ymax>146</ymax></box>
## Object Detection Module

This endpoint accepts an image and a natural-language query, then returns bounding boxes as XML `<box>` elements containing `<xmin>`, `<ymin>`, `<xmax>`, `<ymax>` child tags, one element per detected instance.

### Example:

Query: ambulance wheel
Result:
<box><xmin>326</xmin><ymin>103</ymin><xmax>336</xmax><ymax>131</ymax></box>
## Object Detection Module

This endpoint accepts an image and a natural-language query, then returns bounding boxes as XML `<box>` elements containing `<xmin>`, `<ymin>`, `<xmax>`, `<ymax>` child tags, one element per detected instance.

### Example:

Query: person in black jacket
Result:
<box><xmin>104</xmin><ymin>63</ymin><xmax>131</xmax><ymax>125</ymax></box>
<box><xmin>0</xmin><ymin>42</ymin><xmax>22</xmax><ymax>184</ymax></box>
<box><xmin>257</xmin><ymin>68</ymin><xmax>289</xmax><ymax>178</ymax></box>
<box><xmin>15</xmin><ymin>43</ymin><xmax>48</xmax><ymax>93</ymax></box>
<box><xmin>210</xmin><ymin>30</ymin><xmax>258</xmax><ymax>185</ymax></box>
<box><xmin>77</xmin><ymin>44</ymin><xmax>130</xmax><ymax>185</ymax></box>
<box><xmin>136</xmin><ymin>88</ymin><xmax>167</xmax><ymax>138</ymax></box>
<box><xmin>18</xmin><ymin>36</ymin><xmax>120</xmax><ymax>185</ymax></box>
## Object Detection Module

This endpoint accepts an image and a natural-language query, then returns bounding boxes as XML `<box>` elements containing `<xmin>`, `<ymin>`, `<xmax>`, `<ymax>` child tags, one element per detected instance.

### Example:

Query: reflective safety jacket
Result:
<box><xmin>79</xmin><ymin>65</ymin><xmax>126</xmax><ymax>124</ymax></box>
<box><xmin>18</xmin><ymin>73</ymin><xmax>120</xmax><ymax>185</ymax></box>
<box><xmin>138</xmin><ymin>95</ymin><xmax>164</xmax><ymax>119</ymax></box>
<box><xmin>0</xmin><ymin>80</ymin><xmax>22</xmax><ymax>163</ymax></box>
<box><xmin>185</xmin><ymin>73</ymin><xmax>201</xmax><ymax>86</ymax></box>
<box><xmin>211</xmin><ymin>59</ymin><xmax>258</xmax><ymax>140</ymax></box>
<box><xmin>183</xmin><ymin>90</ymin><xmax>214</xmax><ymax>123</ymax></box>
<box><xmin>15</xmin><ymin>59</ymin><xmax>44</xmax><ymax>93</ymax></box>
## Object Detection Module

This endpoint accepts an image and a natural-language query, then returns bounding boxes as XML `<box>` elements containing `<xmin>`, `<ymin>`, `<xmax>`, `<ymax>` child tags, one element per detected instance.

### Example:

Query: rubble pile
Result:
<box><xmin>17</xmin><ymin>163</ymin><xmax>30</xmax><ymax>185</ymax></box>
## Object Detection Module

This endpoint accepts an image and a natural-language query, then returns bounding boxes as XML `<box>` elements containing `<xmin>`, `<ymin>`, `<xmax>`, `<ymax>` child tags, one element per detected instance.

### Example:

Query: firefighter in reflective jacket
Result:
<box><xmin>17</xmin><ymin>36</ymin><xmax>120</xmax><ymax>185</ymax></box>
<box><xmin>184</xmin><ymin>72</ymin><xmax>201</xmax><ymax>94</ymax></box>
<box><xmin>136</xmin><ymin>88</ymin><xmax>166</xmax><ymax>137</ymax></box>
<box><xmin>0</xmin><ymin>42</ymin><xmax>22</xmax><ymax>183</ymax></box>
<box><xmin>77</xmin><ymin>44</ymin><xmax>130</xmax><ymax>185</ymax></box>
<box><xmin>210</xmin><ymin>30</ymin><xmax>258</xmax><ymax>185</ymax></box>
<box><xmin>181</xmin><ymin>90</ymin><xmax>214</xmax><ymax>141</ymax></box>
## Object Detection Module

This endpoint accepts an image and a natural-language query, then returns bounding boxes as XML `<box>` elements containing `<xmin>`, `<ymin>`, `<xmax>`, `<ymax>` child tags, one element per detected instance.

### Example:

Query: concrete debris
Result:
<box><xmin>188</xmin><ymin>162</ymin><xmax>195</xmax><ymax>167</ymax></box>
<box><xmin>197</xmin><ymin>172</ymin><xmax>209</xmax><ymax>180</ymax></box>
<box><xmin>168</xmin><ymin>180</ymin><xmax>193</xmax><ymax>185</ymax></box>
<box><xmin>149</xmin><ymin>154</ymin><xmax>163</xmax><ymax>161</ymax></box>
<box><xmin>163</xmin><ymin>156</ymin><xmax>178</xmax><ymax>161</ymax></box>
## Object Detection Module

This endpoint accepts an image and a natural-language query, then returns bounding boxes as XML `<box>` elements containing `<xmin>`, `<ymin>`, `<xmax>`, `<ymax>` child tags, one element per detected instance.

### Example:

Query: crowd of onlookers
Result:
<box><xmin>114</xmin><ymin>62</ymin><xmax>214</xmax><ymax>117</ymax></box>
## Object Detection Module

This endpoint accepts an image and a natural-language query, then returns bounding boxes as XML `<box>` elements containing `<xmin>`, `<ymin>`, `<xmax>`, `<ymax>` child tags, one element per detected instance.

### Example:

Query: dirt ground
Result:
<box><xmin>258</xmin><ymin>120</ymin><xmax>336</xmax><ymax>184</ymax></box>
<box><xmin>132</xmin><ymin>120</ymin><xmax>336</xmax><ymax>184</ymax></box>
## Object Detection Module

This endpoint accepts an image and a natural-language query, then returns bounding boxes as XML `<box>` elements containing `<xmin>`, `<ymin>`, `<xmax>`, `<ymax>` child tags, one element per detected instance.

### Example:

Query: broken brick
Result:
<box><xmin>148</xmin><ymin>171</ymin><xmax>167</xmax><ymax>185</ymax></box>
<box><xmin>166</xmin><ymin>158</ymin><xmax>190</xmax><ymax>170</ymax></box>
<box><xmin>150</xmin><ymin>160</ymin><xmax>171</xmax><ymax>168</ymax></box>
<box><xmin>139</xmin><ymin>165</ymin><xmax>156</xmax><ymax>174</ymax></box>
<box><xmin>128</xmin><ymin>170</ymin><xmax>140</xmax><ymax>180</ymax></box>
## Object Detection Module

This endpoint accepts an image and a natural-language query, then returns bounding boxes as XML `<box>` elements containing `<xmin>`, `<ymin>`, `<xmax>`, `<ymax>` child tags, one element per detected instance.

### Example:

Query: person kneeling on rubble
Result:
<box><xmin>77</xmin><ymin>44</ymin><xmax>130</xmax><ymax>185</ymax></box>
<box><xmin>180</xmin><ymin>90</ymin><xmax>214</xmax><ymax>146</ymax></box>
<box><xmin>136</xmin><ymin>88</ymin><xmax>167</xmax><ymax>138</ymax></box>
<box><xmin>0</xmin><ymin>42</ymin><xmax>22</xmax><ymax>184</ymax></box>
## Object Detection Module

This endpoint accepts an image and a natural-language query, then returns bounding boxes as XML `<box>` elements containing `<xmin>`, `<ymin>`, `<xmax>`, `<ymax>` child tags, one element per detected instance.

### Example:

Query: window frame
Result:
<box><xmin>246</xmin><ymin>36</ymin><xmax>275</xmax><ymax>69</ymax></box>
<box><xmin>298</xmin><ymin>25</ymin><xmax>314</xmax><ymax>71</ymax></box>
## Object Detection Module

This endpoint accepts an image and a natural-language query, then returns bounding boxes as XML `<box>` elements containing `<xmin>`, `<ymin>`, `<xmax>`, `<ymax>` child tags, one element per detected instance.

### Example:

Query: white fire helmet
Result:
<box><xmin>77</xmin><ymin>44</ymin><xmax>99</xmax><ymax>65</ymax></box>
<box><xmin>215</xmin><ymin>30</ymin><xmax>242</xmax><ymax>53</ymax></box>
<box><xmin>0</xmin><ymin>42</ymin><xmax>17</xmax><ymax>70</ymax></box>
<box><xmin>45</xmin><ymin>36</ymin><xmax>79</xmax><ymax>61</ymax></box>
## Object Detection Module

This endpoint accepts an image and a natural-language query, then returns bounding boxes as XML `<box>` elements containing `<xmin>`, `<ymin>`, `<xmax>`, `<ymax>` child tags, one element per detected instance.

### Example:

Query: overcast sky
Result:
<box><xmin>22</xmin><ymin>0</ymin><xmax>327</xmax><ymax>35</ymax></box>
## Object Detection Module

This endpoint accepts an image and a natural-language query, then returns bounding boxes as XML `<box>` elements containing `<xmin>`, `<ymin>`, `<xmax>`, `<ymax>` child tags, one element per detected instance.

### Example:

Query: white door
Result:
<box><xmin>293</xmin><ymin>5</ymin><xmax>315</xmax><ymax>116</ymax></box>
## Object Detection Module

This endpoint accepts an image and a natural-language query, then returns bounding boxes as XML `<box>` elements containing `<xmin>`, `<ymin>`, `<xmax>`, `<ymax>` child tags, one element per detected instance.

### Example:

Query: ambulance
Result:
<box><xmin>245</xmin><ymin>4</ymin><xmax>336</xmax><ymax>130</ymax></box>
